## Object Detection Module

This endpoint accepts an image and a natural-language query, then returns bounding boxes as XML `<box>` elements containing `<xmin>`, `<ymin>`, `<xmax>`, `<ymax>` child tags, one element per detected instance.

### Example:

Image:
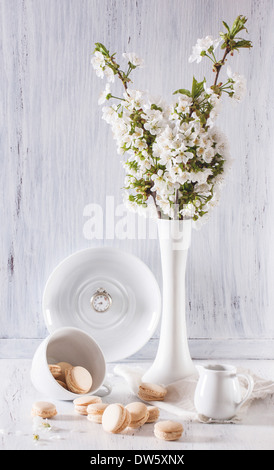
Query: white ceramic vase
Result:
<box><xmin>142</xmin><ymin>218</ymin><xmax>197</xmax><ymax>385</ymax></box>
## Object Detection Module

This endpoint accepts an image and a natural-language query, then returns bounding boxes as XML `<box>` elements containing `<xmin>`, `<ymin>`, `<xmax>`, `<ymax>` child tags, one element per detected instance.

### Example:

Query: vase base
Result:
<box><xmin>142</xmin><ymin>360</ymin><xmax>198</xmax><ymax>386</ymax></box>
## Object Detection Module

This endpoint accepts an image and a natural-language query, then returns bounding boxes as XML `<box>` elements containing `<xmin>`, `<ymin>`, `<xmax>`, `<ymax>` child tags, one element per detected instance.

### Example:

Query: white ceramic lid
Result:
<box><xmin>42</xmin><ymin>247</ymin><xmax>161</xmax><ymax>362</ymax></box>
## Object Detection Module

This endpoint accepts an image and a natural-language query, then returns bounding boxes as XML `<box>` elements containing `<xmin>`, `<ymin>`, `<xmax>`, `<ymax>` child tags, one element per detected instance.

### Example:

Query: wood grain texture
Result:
<box><xmin>1</xmin><ymin>0</ymin><xmax>274</xmax><ymax>357</ymax></box>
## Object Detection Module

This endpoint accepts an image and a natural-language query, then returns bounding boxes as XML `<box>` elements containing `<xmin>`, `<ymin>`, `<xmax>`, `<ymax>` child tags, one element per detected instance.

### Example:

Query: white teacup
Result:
<box><xmin>30</xmin><ymin>326</ymin><xmax>112</xmax><ymax>400</ymax></box>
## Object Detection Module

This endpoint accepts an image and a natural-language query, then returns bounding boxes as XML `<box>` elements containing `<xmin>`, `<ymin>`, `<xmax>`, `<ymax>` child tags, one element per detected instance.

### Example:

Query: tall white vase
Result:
<box><xmin>142</xmin><ymin>218</ymin><xmax>197</xmax><ymax>385</ymax></box>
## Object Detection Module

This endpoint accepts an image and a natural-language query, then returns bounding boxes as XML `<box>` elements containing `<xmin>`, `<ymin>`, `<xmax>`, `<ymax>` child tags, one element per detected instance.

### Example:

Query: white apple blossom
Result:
<box><xmin>124</xmin><ymin>89</ymin><xmax>146</xmax><ymax>110</ymax></box>
<box><xmin>227</xmin><ymin>66</ymin><xmax>247</xmax><ymax>102</ymax></box>
<box><xmin>207</xmin><ymin>93</ymin><xmax>222</xmax><ymax>127</ymax></box>
<box><xmin>122</xmin><ymin>52</ymin><xmax>144</xmax><ymax>67</ymax></box>
<box><xmin>202</xmin><ymin>146</ymin><xmax>215</xmax><ymax>164</ymax></box>
<box><xmin>104</xmin><ymin>67</ymin><xmax>115</xmax><ymax>83</ymax></box>
<box><xmin>98</xmin><ymin>83</ymin><xmax>111</xmax><ymax>105</ymax></box>
<box><xmin>189</xmin><ymin>36</ymin><xmax>221</xmax><ymax>63</ymax></box>
<box><xmin>180</xmin><ymin>202</ymin><xmax>196</xmax><ymax>218</ymax></box>
<box><xmin>143</xmin><ymin>108</ymin><xmax>166</xmax><ymax>135</ymax></box>
<box><xmin>101</xmin><ymin>105</ymin><xmax>118</xmax><ymax>124</ymax></box>
<box><xmin>91</xmin><ymin>51</ymin><xmax>105</xmax><ymax>78</ymax></box>
<box><xmin>195</xmin><ymin>182</ymin><xmax>212</xmax><ymax>197</ymax></box>
<box><xmin>175</xmin><ymin>95</ymin><xmax>193</xmax><ymax>115</ymax></box>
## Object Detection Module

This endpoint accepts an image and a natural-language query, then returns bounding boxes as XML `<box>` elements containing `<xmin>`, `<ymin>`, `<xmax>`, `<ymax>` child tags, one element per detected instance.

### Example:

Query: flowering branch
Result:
<box><xmin>212</xmin><ymin>16</ymin><xmax>252</xmax><ymax>87</ymax></box>
<box><xmin>91</xmin><ymin>15</ymin><xmax>252</xmax><ymax>224</ymax></box>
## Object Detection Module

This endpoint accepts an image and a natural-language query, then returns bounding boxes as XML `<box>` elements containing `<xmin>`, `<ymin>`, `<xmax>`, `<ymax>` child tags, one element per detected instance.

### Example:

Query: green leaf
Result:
<box><xmin>151</xmin><ymin>103</ymin><xmax>163</xmax><ymax>111</ymax></box>
<box><xmin>94</xmin><ymin>42</ymin><xmax>110</xmax><ymax>56</ymax></box>
<box><xmin>222</xmin><ymin>21</ymin><xmax>230</xmax><ymax>33</ymax></box>
<box><xmin>173</xmin><ymin>88</ymin><xmax>192</xmax><ymax>97</ymax></box>
<box><xmin>233</xmin><ymin>39</ymin><xmax>253</xmax><ymax>50</ymax></box>
<box><xmin>191</xmin><ymin>76</ymin><xmax>206</xmax><ymax>99</ymax></box>
<box><xmin>191</xmin><ymin>76</ymin><xmax>198</xmax><ymax>96</ymax></box>
<box><xmin>230</xmin><ymin>15</ymin><xmax>248</xmax><ymax>37</ymax></box>
<box><xmin>127</xmin><ymin>61</ymin><xmax>137</xmax><ymax>70</ymax></box>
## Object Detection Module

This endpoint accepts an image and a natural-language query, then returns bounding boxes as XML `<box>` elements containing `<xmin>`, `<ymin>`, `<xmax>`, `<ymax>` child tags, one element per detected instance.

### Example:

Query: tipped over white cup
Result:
<box><xmin>30</xmin><ymin>326</ymin><xmax>112</xmax><ymax>400</ymax></box>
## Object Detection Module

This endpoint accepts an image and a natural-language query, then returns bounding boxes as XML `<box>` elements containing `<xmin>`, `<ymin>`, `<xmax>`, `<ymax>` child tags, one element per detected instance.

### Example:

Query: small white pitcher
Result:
<box><xmin>194</xmin><ymin>364</ymin><xmax>254</xmax><ymax>420</ymax></box>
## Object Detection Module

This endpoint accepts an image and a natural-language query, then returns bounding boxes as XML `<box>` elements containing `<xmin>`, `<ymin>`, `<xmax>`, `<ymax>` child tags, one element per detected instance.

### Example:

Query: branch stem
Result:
<box><xmin>213</xmin><ymin>47</ymin><xmax>230</xmax><ymax>86</ymax></box>
<box><xmin>148</xmin><ymin>190</ymin><xmax>162</xmax><ymax>219</ymax></box>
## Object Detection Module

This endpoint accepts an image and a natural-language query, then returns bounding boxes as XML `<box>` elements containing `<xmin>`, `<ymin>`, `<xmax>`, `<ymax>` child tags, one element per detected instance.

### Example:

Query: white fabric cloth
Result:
<box><xmin>114</xmin><ymin>364</ymin><xmax>274</xmax><ymax>423</ymax></box>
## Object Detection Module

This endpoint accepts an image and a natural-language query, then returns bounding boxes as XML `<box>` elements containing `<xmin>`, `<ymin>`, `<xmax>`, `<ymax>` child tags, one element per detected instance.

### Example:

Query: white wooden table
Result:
<box><xmin>1</xmin><ymin>359</ymin><xmax>274</xmax><ymax>451</ymax></box>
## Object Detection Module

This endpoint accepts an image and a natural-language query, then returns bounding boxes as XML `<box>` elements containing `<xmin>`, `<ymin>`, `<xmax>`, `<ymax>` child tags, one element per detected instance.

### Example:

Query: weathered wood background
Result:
<box><xmin>1</xmin><ymin>0</ymin><xmax>274</xmax><ymax>360</ymax></box>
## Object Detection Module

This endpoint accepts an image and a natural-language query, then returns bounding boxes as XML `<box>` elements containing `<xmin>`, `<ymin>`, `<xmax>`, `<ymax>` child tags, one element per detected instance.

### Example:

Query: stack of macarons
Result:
<box><xmin>100</xmin><ymin>401</ymin><xmax>161</xmax><ymax>434</ymax></box>
<box><xmin>48</xmin><ymin>362</ymin><xmax>92</xmax><ymax>394</ymax></box>
<box><xmin>101</xmin><ymin>402</ymin><xmax>183</xmax><ymax>440</ymax></box>
<box><xmin>73</xmin><ymin>395</ymin><xmax>103</xmax><ymax>416</ymax></box>
<box><xmin>73</xmin><ymin>395</ymin><xmax>162</xmax><ymax>431</ymax></box>
<box><xmin>99</xmin><ymin>400</ymin><xmax>183</xmax><ymax>441</ymax></box>
<box><xmin>73</xmin><ymin>395</ymin><xmax>109</xmax><ymax>423</ymax></box>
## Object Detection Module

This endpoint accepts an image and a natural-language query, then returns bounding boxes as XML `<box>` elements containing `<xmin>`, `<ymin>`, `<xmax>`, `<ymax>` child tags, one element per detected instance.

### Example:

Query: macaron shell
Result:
<box><xmin>31</xmin><ymin>401</ymin><xmax>57</xmax><ymax>419</ymax></box>
<box><xmin>65</xmin><ymin>366</ymin><xmax>92</xmax><ymax>394</ymax></box>
<box><xmin>73</xmin><ymin>395</ymin><xmax>102</xmax><ymax>406</ymax></box>
<box><xmin>74</xmin><ymin>397</ymin><xmax>103</xmax><ymax>416</ymax></box>
<box><xmin>87</xmin><ymin>413</ymin><xmax>104</xmax><ymax>423</ymax></box>
<box><xmin>146</xmin><ymin>406</ymin><xmax>160</xmax><ymax>423</ymax></box>
<box><xmin>102</xmin><ymin>404</ymin><xmax>129</xmax><ymax>434</ymax></box>
<box><xmin>116</xmin><ymin>408</ymin><xmax>130</xmax><ymax>433</ymax></box>
<box><xmin>87</xmin><ymin>403</ymin><xmax>109</xmax><ymax>423</ymax></box>
<box><xmin>74</xmin><ymin>405</ymin><xmax>91</xmax><ymax>416</ymax></box>
<box><xmin>154</xmin><ymin>420</ymin><xmax>183</xmax><ymax>441</ymax></box>
<box><xmin>154</xmin><ymin>428</ymin><xmax>182</xmax><ymax>441</ymax></box>
<box><xmin>48</xmin><ymin>364</ymin><xmax>62</xmax><ymax>379</ymax></box>
<box><xmin>126</xmin><ymin>402</ymin><xmax>149</xmax><ymax>428</ymax></box>
<box><xmin>138</xmin><ymin>382</ymin><xmax>167</xmax><ymax>401</ymax></box>
<box><xmin>57</xmin><ymin>380</ymin><xmax>68</xmax><ymax>389</ymax></box>
<box><xmin>57</xmin><ymin>361</ymin><xmax>73</xmax><ymax>382</ymax></box>
<box><xmin>87</xmin><ymin>402</ymin><xmax>109</xmax><ymax>414</ymax></box>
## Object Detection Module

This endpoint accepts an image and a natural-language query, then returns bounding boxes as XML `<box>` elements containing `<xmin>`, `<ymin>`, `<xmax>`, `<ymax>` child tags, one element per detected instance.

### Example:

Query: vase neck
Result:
<box><xmin>157</xmin><ymin>219</ymin><xmax>192</xmax><ymax>251</ymax></box>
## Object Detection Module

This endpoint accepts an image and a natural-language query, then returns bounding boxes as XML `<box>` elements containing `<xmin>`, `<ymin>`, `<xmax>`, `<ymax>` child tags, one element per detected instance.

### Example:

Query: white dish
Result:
<box><xmin>42</xmin><ymin>247</ymin><xmax>161</xmax><ymax>362</ymax></box>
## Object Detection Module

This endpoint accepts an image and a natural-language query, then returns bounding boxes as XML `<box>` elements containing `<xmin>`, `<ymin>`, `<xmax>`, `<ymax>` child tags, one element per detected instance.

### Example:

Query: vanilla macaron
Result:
<box><xmin>48</xmin><ymin>364</ymin><xmax>62</xmax><ymax>379</ymax></box>
<box><xmin>146</xmin><ymin>405</ymin><xmax>160</xmax><ymax>423</ymax></box>
<box><xmin>87</xmin><ymin>402</ymin><xmax>109</xmax><ymax>423</ymax></box>
<box><xmin>154</xmin><ymin>420</ymin><xmax>183</xmax><ymax>441</ymax></box>
<box><xmin>57</xmin><ymin>379</ymin><xmax>68</xmax><ymax>389</ymax></box>
<box><xmin>102</xmin><ymin>403</ymin><xmax>130</xmax><ymax>434</ymax></box>
<box><xmin>57</xmin><ymin>361</ymin><xmax>73</xmax><ymax>382</ymax></box>
<box><xmin>65</xmin><ymin>366</ymin><xmax>93</xmax><ymax>394</ymax></box>
<box><xmin>126</xmin><ymin>402</ymin><xmax>149</xmax><ymax>428</ymax></box>
<box><xmin>138</xmin><ymin>382</ymin><xmax>167</xmax><ymax>401</ymax></box>
<box><xmin>31</xmin><ymin>401</ymin><xmax>57</xmax><ymax>419</ymax></box>
<box><xmin>73</xmin><ymin>395</ymin><xmax>102</xmax><ymax>415</ymax></box>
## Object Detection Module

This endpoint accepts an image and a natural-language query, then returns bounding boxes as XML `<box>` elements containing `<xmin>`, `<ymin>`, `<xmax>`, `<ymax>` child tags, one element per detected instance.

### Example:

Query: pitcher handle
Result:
<box><xmin>236</xmin><ymin>373</ymin><xmax>254</xmax><ymax>410</ymax></box>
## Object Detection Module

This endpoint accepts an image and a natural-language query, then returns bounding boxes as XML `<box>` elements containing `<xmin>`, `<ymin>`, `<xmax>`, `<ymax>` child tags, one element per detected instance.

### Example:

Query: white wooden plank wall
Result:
<box><xmin>1</xmin><ymin>0</ymin><xmax>274</xmax><ymax>359</ymax></box>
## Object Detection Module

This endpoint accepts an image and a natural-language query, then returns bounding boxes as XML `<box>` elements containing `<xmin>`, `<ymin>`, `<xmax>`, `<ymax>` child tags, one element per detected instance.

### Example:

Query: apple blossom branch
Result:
<box><xmin>91</xmin><ymin>15</ymin><xmax>252</xmax><ymax>224</ymax></box>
